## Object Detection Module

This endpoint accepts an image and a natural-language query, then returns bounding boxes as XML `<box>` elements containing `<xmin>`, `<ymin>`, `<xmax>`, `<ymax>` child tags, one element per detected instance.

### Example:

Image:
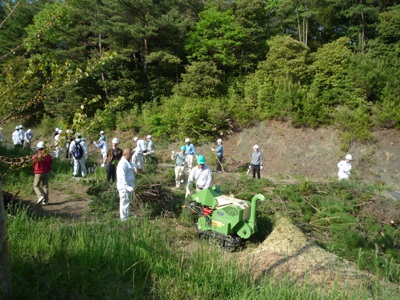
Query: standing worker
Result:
<box><xmin>24</xmin><ymin>129</ymin><xmax>34</xmax><ymax>149</ymax></box>
<box><xmin>249</xmin><ymin>145</ymin><xmax>263</xmax><ymax>179</ymax></box>
<box><xmin>131</xmin><ymin>147</ymin><xmax>144</xmax><ymax>173</ymax></box>
<box><xmin>337</xmin><ymin>154</ymin><xmax>352</xmax><ymax>180</ymax></box>
<box><xmin>117</xmin><ymin>148</ymin><xmax>137</xmax><ymax>221</ymax></box>
<box><xmin>105</xmin><ymin>138</ymin><xmax>123</xmax><ymax>183</ymax></box>
<box><xmin>69</xmin><ymin>133</ymin><xmax>88</xmax><ymax>177</ymax></box>
<box><xmin>171</xmin><ymin>146</ymin><xmax>187</xmax><ymax>188</ymax></box>
<box><xmin>18</xmin><ymin>125</ymin><xmax>25</xmax><ymax>148</ymax></box>
<box><xmin>147</xmin><ymin>135</ymin><xmax>156</xmax><ymax>154</ymax></box>
<box><xmin>12</xmin><ymin>126</ymin><xmax>21</xmax><ymax>149</ymax></box>
<box><xmin>211</xmin><ymin>138</ymin><xmax>224</xmax><ymax>173</ymax></box>
<box><xmin>185</xmin><ymin>155</ymin><xmax>212</xmax><ymax>197</ymax></box>
<box><xmin>94</xmin><ymin>132</ymin><xmax>108</xmax><ymax>167</ymax></box>
<box><xmin>65</xmin><ymin>129</ymin><xmax>74</xmax><ymax>159</ymax></box>
<box><xmin>54</xmin><ymin>129</ymin><xmax>63</xmax><ymax>158</ymax></box>
<box><xmin>134</xmin><ymin>136</ymin><xmax>148</xmax><ymax>154</ymax></box>
<box><xmin>32</xmin><ymin>141</ymin><xmax>52</xmax><ymax>205</ymax></box>
<box><xmin>184</xmin><ymin>138</ymin><xmax>197</xmax><ymax>170</ymax></box>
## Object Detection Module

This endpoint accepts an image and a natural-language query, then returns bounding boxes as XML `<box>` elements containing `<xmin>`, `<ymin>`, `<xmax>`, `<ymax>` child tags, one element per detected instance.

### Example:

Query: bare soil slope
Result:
<box><xmin>179</xmin><ymin>120</ymin><xmax>400</xmax><ymax>189</ymax></box>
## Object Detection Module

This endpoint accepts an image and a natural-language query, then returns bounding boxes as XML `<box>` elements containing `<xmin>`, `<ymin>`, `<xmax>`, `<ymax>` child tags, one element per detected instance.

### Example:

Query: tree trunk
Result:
<box><xmin>0</xmin><ymin>181</ymin><xmax>13</xmax><ymax>299</ymax></box>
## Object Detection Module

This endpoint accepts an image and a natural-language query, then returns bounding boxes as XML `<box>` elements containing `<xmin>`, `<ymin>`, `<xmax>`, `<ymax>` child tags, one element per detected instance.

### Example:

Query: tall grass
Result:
<box><xmin>8</xmin><ymin>208</ymin><xmax>397</xmax><ymax>300</ymax></box>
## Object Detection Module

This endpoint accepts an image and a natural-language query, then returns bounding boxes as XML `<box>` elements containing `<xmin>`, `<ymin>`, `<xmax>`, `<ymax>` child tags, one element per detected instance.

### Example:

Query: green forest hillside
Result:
<box><xmin>1</xmin><ymin>0</ymin><xmax>400</xmax><ymax>150</ymax></box>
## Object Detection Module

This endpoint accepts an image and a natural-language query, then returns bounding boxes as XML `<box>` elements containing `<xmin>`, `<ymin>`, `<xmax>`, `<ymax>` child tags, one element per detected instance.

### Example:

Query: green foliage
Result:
<box><xmin>377</xmin><ymin>6</ymin><xmax>400</xmax><ymax>44</ymax></box>
<box><xmin>87</xmin><ymin>182</ymin><xmax>119</xmax><ymax>215</ymax></box>
<box><xmin>172</xmin><ymin>61</ymin><xmax>223</xmax><ymax>97</ymax></box>
<box><xmin>310</xmin><ymin>37</ymin><xmax>356</xmax><ymax>106</ymax></box>
<box><xmin>334</xmin><ymin>102</ymin><xmax>374</xmax><ymax>151</ymax></box>
<box><xmin>185</xmin><ymin>6</ymin><xmax>245</xmax><ymax>70</ymax></box>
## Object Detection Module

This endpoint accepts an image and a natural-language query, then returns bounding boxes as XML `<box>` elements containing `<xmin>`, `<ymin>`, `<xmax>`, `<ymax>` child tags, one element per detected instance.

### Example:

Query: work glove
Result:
<box><xmin>261</xmin><ymin>166</ymin><xmax>264</xmax><ymax>170</ymax></box>
<box><xmin>126</xmin><ymin>186</ymin><xmax>134</xmax><ymax>192</ymax></box>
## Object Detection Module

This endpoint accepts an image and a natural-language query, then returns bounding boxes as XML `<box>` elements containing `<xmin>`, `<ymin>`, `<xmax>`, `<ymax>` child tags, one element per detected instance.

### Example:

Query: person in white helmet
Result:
<box><xmin>184</xmin><ymin>138</ymin><xmax>197</xmax><ymax>169</ymax></box>
<box><xmin>69</xmin><ymin>133</ymin><xmax>88</xmax><ymax>177</ymax></box>
<box><xmin>33</xmin><ymin>141</ymin><xmax>52</xmax><ymax>205</ymax></box>
<box><xmin>24</xmin><ymin>129</ymin><xmax>34</xmax><ymax>148</ymax></box>
<box><xmin>105</xmin><ymin>138</ymin><xmax>123</xmax><ymax>183</ymax></box>
<box><xmin>65</xmin><ymin>129</ymin><xmax>74</xmax><ymax>159</ymax></box>
<box><xmin>171</xmin><ymin>145</ymin><xmax>187</xmax><ymax>188</ymax></box>
<box><xmin>99</xmin><ymin>131</ymin><xmax>106</xmax><ymax>142</ymax></box>
<box><xmin>133</xmin><ymin>136</ymin><xmax>148</xmax><ymax>154</ymax></box>
<box><xmin>147</xmin><ymin>135</ymin><xmax>155</xmax><ymax>154</ymax></box>
<box><xmin>18</xmin><ymin>125</ymin><xmax>25</xmax><ymax>148</ymax></box>
<box><xmin>249</xmin><ymin>145</ymin><xmax>263</xmax><ymax>179</ymax></box>
<box><xmin>337</xmin><ymin>154</ymin><xmax>352</xmax><ymax>180</ymax></box>
<box><xmin>54</xmin><ymin>129</ymin><xmax>63</xmax><ymax>158</ymax></box>
<box><xmin>117</xmin><ymin>148</ymin><xmax>137</xmax><ymax>221</ymax></box>
<box><xmin>12</xmin><ymin>126</ymin><xmax>21</xmax><ymax>149</ymax></box>
<box><xmin>211</xmin><ymin>138</ymin><xmax>224</xmax><ymax>173</ymax></box>
<box><xmin>94</xmin><ymin>131</ymin><xmax>108</xmax><ymax>167</ymax></box>
<box><xmin>131</xmin><ymin>146</ymin><xmax>144</xmax><ymax>173</ymax></box>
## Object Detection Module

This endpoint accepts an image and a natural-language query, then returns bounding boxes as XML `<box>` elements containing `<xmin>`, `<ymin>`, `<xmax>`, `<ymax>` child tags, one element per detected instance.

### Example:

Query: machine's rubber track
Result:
<box><xmin>197</xmin><ymin>230</ymin><xmax>242</xmax><ymax>252</ymax></box>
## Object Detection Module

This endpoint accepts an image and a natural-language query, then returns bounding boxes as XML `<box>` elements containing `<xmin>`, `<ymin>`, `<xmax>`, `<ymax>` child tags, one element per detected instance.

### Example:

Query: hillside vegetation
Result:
<box><xmin>0</xmin><ymin>1</ymin><xmax>399</xmax><ymax>150</ymax></box>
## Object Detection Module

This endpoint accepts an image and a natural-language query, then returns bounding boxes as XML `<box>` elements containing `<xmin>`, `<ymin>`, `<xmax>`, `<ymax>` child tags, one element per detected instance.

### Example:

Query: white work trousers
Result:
<box><xmin>119</xmin><ymin>189</ymin><xmax>132</xmax><ymax>221</ymax></box>
<box><xmin>175</xmin><ymin>165</ymin><xmax>185</xmax><ymax>187</ymax></box>
<box><xmin>186</xmin><ymin>154</ymin><xmax>194</xmax><ymax>168</ymax></box>
<box><xmin>73</xmin><ymin>157</ymin><xmax>87</xmax><ymax>177</ymax></box>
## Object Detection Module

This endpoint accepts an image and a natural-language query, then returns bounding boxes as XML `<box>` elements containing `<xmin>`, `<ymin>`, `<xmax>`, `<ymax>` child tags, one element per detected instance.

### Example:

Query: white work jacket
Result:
<box><xmin>12</xmin><ymin>130</ymin><xmax>20</xmax><ymax>145</ymax></box>
<box><xmin>187</xmin><ymin>165</ymin><xmax>212</xmax><ymax>189</ymax></box>
<box><xmin>337</xmin><ymin>160</ymin><xmax>352</xmax><ymax>179</ymax></box>
<box><xmin>117</xmin><ymin>157</ymin><xmax>136</xmax><ymax>191</ymax></box>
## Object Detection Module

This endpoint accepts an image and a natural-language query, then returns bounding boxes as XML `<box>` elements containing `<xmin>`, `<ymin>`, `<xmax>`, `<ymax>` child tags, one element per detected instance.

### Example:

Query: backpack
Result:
<box><xmin>73</xmin><ymin>141</ymin><xmax>83</xmax><ymax>159</ymax></box>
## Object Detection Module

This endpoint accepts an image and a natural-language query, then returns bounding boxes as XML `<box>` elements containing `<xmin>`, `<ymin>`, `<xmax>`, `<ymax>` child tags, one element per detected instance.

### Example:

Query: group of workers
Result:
<box><xmin>27</xmin><ymin>125</ymin><xmax>352</xmax><ymax>220</ymax></box>
<box><xmin>12</xmin><ymin>125</ymin><xmax>33</xmax><ymax>148</ymax></box>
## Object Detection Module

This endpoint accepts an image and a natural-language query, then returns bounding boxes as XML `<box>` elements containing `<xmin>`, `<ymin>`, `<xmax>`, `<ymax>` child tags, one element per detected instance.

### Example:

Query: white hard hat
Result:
<box><xmin>147</xmin><ymin>135</ymin><xmax>152</xmax><ymax>139</ymax></box>
<box><xmin>185</xmin><ymin>138</ymin><xmax>190</xmax><ymax>143</ymax></box>
<box><xmin>56</xmin><ymin>128</ymin><xmax>59</xmax><ymax>131</ymax></box>
<box><xmin>100</xmin><ymin>131</ymin><xmax>104</xmax><ymax>134</ymax></box>
<box><xmin>133</xmin><ymin>137</ymin><xmax>138</xmax><ymax>141</ymax></box>
<box><xmin>66</xmin><ymin>129</ymin><xmax>70</xmax><ymax>133</ymax></box>
<box><xmin>345</xmin><ymin>154</ymin><xmax>352</xmax><ymax>160</ymax></box>
<box><xmin>253</xmin><ymin>145</ymin><xmax>259</xmax><ymax>149</ymax></box>
<box><xmin>58</xmin><ymin>129</ymin><xmax>62</xmax><ymax>134</ymax></box>
<box><xmin>15</xmin><ymin>126</ymin><xmax>19</xmax><ymax>130</ymax></box>
<box><xmin>76</xmin><ymin>132</ymin><xmax>82</xmax><ymax>138</ymax></box>
<box><xmin>19</xmin><ymin>125</ymin><xmax>23</xmax><ymax>128</ymax></box>
<box><xmin>217</xmin><ymin>138</ymin><xmax>222</xmax><ymax>143</ymax></box>
<box><xmin>112</xmin><ymin>138</ymin><xmax>119</xmax><ymax>144</ymax></box>
<box><xmin>27</xmin><ymin>129</ymin><xmax>32</xmax><ymax>133</ymax></box>
<box><xmin>37</xmin><ymin>141</ymin><xmax>45</xmax><ymax>149</ymax></box>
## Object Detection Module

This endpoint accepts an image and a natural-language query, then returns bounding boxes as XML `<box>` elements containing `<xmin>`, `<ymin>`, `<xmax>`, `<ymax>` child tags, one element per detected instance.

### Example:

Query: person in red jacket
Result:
<box><xmin>33</xmin><ymin>141</ymin><xmax>52</xmax><ymax>205</ymax></box>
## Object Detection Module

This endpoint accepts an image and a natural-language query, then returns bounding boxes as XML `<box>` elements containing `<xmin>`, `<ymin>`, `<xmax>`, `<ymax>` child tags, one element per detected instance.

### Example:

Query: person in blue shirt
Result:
<box><xmin>184</xmin><ymin>138</ymin><xmax>197</xmax><ymax>169</ymax></box>
<box><xmin>211</xmin><ymin>138</ymin><xmax>224</xmax><ymax>173</ymax></box>
<box><xmin>171</xmin><ymin>145</ymin><xmax>187</xmax><ymax>188</ymax></box>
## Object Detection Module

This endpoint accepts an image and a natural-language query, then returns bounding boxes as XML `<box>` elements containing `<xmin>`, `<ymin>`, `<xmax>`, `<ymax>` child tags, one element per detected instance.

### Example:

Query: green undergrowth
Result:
<box><xmin>6</xmin><ymin>208</ymin><xmax>394</xmax><ymax>300</ymax></box>
<box><xmin>221</xmin><ymin>175</ymin><xmax>400</xmax><ymax>285</ymax></box>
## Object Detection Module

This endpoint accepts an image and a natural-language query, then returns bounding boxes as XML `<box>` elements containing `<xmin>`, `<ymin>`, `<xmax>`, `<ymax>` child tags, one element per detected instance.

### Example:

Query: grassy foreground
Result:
<box><xmin>6</xmin><ymin>209</ymin><xmax>387</xmax><ymax>300</ymax></box>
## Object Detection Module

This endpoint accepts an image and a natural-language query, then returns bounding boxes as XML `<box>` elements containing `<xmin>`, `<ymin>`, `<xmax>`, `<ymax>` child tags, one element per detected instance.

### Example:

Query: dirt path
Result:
<box><xmin>25</xmin><ymin>179</ymin><xmax>91</xmax><ymax>220</ymax></box>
